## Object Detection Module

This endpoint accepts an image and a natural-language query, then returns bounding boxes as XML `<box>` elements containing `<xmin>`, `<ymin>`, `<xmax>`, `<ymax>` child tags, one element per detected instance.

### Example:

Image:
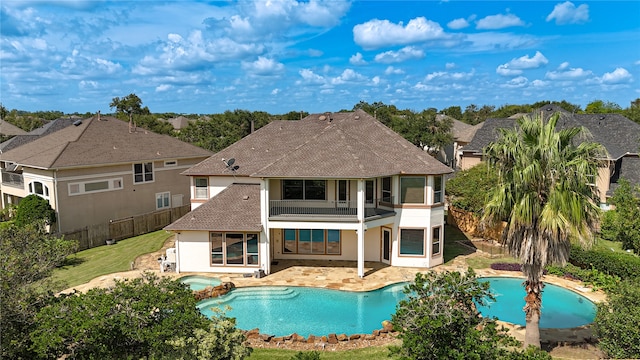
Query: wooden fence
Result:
<box><xmin>61</xmin><ymin>205</ymin><xmax>190</xmax><ymax>251</ymax></box>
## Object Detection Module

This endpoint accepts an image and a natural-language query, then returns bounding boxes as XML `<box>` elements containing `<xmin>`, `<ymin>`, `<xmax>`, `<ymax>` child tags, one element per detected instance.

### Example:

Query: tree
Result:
<box><xmin>604</xmin><ymin>178</ymin><xmax>640</xmax><ymax>253</ymax></box>
<box><xmin>110</xmin><ymin>93</ymin><xmax>150</xmax><ymax>133</ymax></box>
<box><xmin>584</xmin><ymin>100</ymin><xmax>622</xmax><ymax>114</ymax></box>
<box><xmin>14</xmin><ymin>194</ymin><xmax>56</xmax><ymax>228</ymax></box>
<box><xmin>480</xmin><ymin>112</ymin><xmax>606</xmax><ymax>348</ymax></box>
<box><xmin>390</xmin><ymin>269</ymin><xmax>550</xmax><ymax>360</ymax></box>
<box><xmin>394</xmin><ymin>109</ymin><xmax>453</xmax><ymax>155</ymax></box>
<box><xmin>441</xmin><ymin>105</ymin><xmax>463</xmax><ymax>120</ymax></box>
<box><xmin>446</xmin><ymin>164</ymin><xmax>498</xmax><ymax>215</ymax></box>
<box><xmin>0</xmin><ymin>224</ymin><xmax>77</xmax><ymax>359</ymax></box>
<box><xmin>30</xmin><ymin>273</ymin><xmax>252</xmax><ymax>359</ymax></box>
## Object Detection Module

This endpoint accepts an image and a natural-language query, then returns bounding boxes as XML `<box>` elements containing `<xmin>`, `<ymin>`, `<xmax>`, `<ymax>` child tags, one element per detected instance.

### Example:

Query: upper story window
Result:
<box><xmin>194</xmin><ymin>177</ymin><xmax>208</xmax><ymax>199</ymax></box>
<box><xmin>133</xmin><ymin>162</ymin><xmax>154</xmax><ymax>184</ymax></box>
<box><xmin>282</xmin><ymin>179</ymin><xmax>326</xmax><ymax>200</ymax></box>
<box><xmin>164</xmin><ymin>160</ymin><xmax>178</xmax><ymax>167</ymax></box>
<box><xmin>381</xmin><ymin>177</ymin><xmax>392</xmax><ymax>203</ymax></box>
<box><xmin>433</xmin><ymin>175</ymin><xmax>443</xmax><ymax>204</ymax></box>
<box><xmin>400</xmin><ymin>176</ymin><xmax>425</xmax><ymax>204</ymax></box>
<box><xmin>28</xmin><ymin>181</ymin><xmax>49</xmax><ymax>199</ymax></box>
<box><xmin>69</xmin><ymin>178</ymin><xmax>123</xmax><ymax>196</ymax></box>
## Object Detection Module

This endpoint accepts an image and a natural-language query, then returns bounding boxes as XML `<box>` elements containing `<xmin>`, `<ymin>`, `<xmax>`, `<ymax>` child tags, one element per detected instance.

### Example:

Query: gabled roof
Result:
<box><xmin>184</xmin><ymin>109</ymin><xmax>452</xmax><ymax>178</ymax></box>
<box><xmin>164</xmin><ymin>183</ymin><xmax>261</xmax><ymax>231</ymax></box>
<box><xmin>0</xmin><ymin>117</ymin><xmax>77</xmax><ymax>153</ymax></box>
<box><xmin>0</xmin><ymin>120</ymin><xmax>27</xmax><ymax>136</ymax></box>
<box><xmin>463</xmin><ymin>105</ymin><xmax>640</xmax><ymax>160</ymax></box>
<box><xmin>164</xmin><ymin>116</ymin><xmax>193</xmax><ymax>130</ymax></box>
<box><xmin>608</xmin><ymin>156</ymin><xmax>640</xmax><ymax>196</ymax></box>
<box><xmin>1</xmin><ymin>115</ymin><xmax>211</xmax><ymax>169</ymax></box>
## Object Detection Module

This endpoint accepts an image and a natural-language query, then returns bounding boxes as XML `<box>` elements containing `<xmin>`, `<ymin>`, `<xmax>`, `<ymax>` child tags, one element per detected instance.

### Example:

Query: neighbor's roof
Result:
<box><xmin>0</xmin><ymin>117</ymin><xmax>77</xmax><ymax>153</ymax></box>
<box><xmin>0</xmin><ymin>120</ymin><xmax>27</xmax><ymax>136</ymax></box>
<box><xmin>608</xmin><ymin>156</ymin><xmax>640</xmax><ymax>196</ymax></box>
<box><xmin>0</xmin><ymin>115</ymin><xmax>212</xmax><ymax>169</ymax></box>
<box><xmin>463</xmin><ymin>104</ymin><xmax>640</xmax><ymax>160</ymax></box>
<box><xmin>184</xmin><ymin>109</ymin><xmax>452</xmax><ymax>178</ymax></box>
<box><xmin>164</xmin><ymin>183</ymin><xmax>262</xmax><ymax>232</ymax></box>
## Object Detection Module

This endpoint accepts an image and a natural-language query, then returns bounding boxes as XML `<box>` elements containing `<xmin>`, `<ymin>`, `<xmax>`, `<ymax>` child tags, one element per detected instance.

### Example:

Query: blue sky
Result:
<box><xmin>1</xmin><ymin>1</ymin><xmax>639</xmax><ymax>115</ymax></box>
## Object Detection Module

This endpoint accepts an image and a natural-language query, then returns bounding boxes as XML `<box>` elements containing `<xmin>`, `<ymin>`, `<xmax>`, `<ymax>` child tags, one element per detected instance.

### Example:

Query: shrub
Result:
<box><xmin>569</xmin><ymin>245</ymin><xmax>640</xmax><ymax>279</ymax></box>
<box><xmin>446</xmin><ymin>165</ymin><xmax>498</xmax><ymax>215</ymax></box>
<box><xmin>14</xmin><ymin>194</ymin><xmax>56</xmax><ymax>228</ymax></box>
<box><xmin>545</xmin><ymin>263</ymin><xmax>620</xmax><ymax>291</ymax></box>
<box><xmin>490</xmin><ymin>263</ymin><xmax>522</xmax><ymax>272</ymax></box>
<box><xmin>291</xmin><ymin>350</ymin><xmax>322</xmax><ymax>360</ymax></box>
<box><xmin>593</xmin><ymin>278</ymin><xmax>640</xmax><ymax>359</ymax></box>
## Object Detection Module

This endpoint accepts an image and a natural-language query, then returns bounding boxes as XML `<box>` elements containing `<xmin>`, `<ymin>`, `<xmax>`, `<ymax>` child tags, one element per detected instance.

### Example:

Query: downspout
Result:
<box><xmin>175</xmin><ymin>232</ymin><xmax>180</xmax><ymax>273</ymax></box>
<box><xmin>54</xmin><ymin>169</ymin><xmax>61</xmax><ymax>233</ymax></box>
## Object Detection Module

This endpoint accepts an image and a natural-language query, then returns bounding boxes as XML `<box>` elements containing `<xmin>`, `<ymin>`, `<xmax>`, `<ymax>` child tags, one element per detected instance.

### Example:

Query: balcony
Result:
<box><xmin>1</xmin><ymin>170</ymin><xmax>24</xmax><ymax>189</ymax></box>
<box><xmin>269</xmin><ymin>198</ymin><xmax>395</xmax><ymax>222</ymax></box>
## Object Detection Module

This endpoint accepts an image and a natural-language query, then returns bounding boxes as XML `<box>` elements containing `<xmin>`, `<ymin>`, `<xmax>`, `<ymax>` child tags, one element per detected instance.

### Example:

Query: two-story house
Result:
<box><xmin>0</xmin><ymin>114</ymin><xmax>212</xmax><ymax>233</ymax></box>
<box><xmin>165</xmin><ymin>110</ymin><xmax>453</xmax><ymax>278</ymax></box>
<box><xmin>459</xmin><ymin>104</ymin><xmax>640</xmax><ymax>206</ymax></box>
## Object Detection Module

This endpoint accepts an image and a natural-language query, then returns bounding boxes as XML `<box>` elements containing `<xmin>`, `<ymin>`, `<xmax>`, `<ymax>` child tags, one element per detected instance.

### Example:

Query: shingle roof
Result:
<box><xmin>0</xmin><ymin>120</ymin><xmax>27</xmax><ymax>136</ymax></box>
<box><xmin>1</xmin><ymin>115</ymin><xmax>212</xmax><ymax>169</ymax></box>
<box><xmin>0</xmin><ymin>117</ymin><xmax>77</xmax><ymax>153</ymax></box>
<box><xmin>184</xmin><ymin>109</ymin><xmax>452</xmax><ymax>178</ymax></box>
<box><xmin>463</xmin><ymin>105</ymin><xmax>640</xmax><ymax>160</ymax></box>
<box><xmin>164</xmin><ymin>183</ymin><xmax>262</xmax><ymax>231</ymax></box>
<box><xmin>608</xmin><ymin>156</ymin><xmax>640</xmax><ymax>196</ymax></box>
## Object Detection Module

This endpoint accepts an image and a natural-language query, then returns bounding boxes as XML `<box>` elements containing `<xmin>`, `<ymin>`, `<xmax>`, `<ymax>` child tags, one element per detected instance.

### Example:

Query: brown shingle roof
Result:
<box><xmin>183</xmin><ymin>109</ymin><xmax>452</xmax><ymax>178</ymax></box>
<box><xmin>0</xmin><ymin>120</ymin><xmax>27</xmax><ymax>136</ymax></box>
<box><xmin>164</xmin><ymin>183</ymin><xmax>262</xmax><ymax>231</ymax></box>
<box><xmin>1</xmin><ymin>115</ymin><xmax>211</xmax><ymax>169</ymax></box>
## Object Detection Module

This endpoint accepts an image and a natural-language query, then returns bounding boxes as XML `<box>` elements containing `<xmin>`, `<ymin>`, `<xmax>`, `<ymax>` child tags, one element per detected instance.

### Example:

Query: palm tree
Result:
<box><xmin>481</xmin><ymin>112</ymin><xmax>607</xmax><ymax>348</ymax></box>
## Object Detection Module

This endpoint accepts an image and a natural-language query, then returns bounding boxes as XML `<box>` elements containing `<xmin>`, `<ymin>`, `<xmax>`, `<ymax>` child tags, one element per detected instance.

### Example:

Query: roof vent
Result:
<box><xmin>73</xmin><ymin>120</ymin><xmax>82</xmax><ymax>126</ymax></box>
<box><xmin>546</xmin><ymin>107</ymin><xmax>553</xmax><ymax>111</ymax></box>
<box><xmin>242</xmin><ymin>195</ymin><xmax>250</xmax><ymax>200</ymax></box>
<box><xmin>599</xmin><ymin>115</ymin><xmax>605</xmax><ymax>120</ymax></box>
<box><xmin>318</xmin><ymin>115</ymin><xmax>326</xmax><ymax>121</ymax></box>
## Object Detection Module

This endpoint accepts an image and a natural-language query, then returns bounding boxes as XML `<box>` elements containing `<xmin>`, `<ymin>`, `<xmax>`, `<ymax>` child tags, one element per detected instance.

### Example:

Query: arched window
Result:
<box><xmin>28</xmin><ymin>181</ymin><xmax>50</xmax><ymax>199</ymax></box>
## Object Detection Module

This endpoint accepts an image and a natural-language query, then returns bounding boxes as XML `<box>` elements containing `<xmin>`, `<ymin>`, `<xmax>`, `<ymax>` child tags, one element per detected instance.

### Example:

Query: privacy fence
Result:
<box><xmin>59</xmin><ymin>205</ymin><xmax>190</xmax><ymax>251</ymax></box>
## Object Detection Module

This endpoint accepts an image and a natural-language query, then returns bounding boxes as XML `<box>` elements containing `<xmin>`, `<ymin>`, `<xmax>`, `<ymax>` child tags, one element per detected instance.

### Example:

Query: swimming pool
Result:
<box><xmin>197</xmin><ymin>283</ymin><xmax>407</xmax><ymax>337</ymax></box>
<box><xmin>180</xmin><ymin>275</ymin><xmax>222</xmax><ymax>291</ymax></box>
<box><xmin>476</xmin><ymin>277</ymin><xmax>596</xmax><ymax>328</ymax></box>
<box><xmin>194</xmin><ymin>276</ymin><xmax>597</xmax><ymax>336</ymax></box>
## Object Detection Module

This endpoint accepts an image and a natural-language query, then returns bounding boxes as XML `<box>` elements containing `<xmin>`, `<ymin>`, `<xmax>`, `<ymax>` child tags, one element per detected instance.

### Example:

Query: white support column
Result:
<box><xmin>357</xmin><ymin>179</ymin><xmax>365</xmax><ymax>278</ymax></box>
<box><xmin>261</xmin><ymin>179</ymin><xmax>271</xmax><ymax>274</ymax></box>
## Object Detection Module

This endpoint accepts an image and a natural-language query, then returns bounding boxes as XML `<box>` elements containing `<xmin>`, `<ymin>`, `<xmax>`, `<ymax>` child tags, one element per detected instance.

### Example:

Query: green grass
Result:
<box><xmin>593</xmin><ymin>238</ymin><xmax>625</xmax><ymax>253</ymax></box>
<box><xmin>247</xmin><ymin>344</ymin><xmax>399</xmax><ymax>360</ymax></box>
<box><xmin>51</xmin><ymin>230</ymin><xmax>173</xmax><ymax>290</ymax></box>
<box><xmin>443</xmin><ymin>225</ymin><xmax>475</xmax><ymax>264</ymax></box>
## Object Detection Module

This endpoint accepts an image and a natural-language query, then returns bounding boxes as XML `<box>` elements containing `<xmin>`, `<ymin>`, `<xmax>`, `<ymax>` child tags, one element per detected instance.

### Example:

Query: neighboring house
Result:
<box><xmin>0</xmin><ymin>120</ymin><xmax>27</xmax><ymax>137</ymax></box>
<box><xmin>459</xmin><ymin>104</ymin><xmax>640</xmax><ymax>205</ymax></box>
<box><xmin>436</xmin><ymin>114</ymin><xmax>482</xmax><ymax>169</ymax></box>
<box><xmin>163</xmin><ymin>116</ymin><xmax>194</xmax><ymax>131</ymax></box>
<box><xmin>0</xmin><ymin>117</ymin><xmax>79</xmax><ymax>153</ymax></box>
<box><xmin>0</xmin><ymin>114</ymin><xmax>212</xmax><ymax>233</ymax></box>
<box><xmin>165</xmin><ymin>110</ymin><xmax>453</xmax><ymax>278</ymax></box>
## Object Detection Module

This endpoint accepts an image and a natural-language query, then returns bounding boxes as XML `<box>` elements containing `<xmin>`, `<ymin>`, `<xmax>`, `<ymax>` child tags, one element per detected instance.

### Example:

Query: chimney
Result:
<box><xmin>250</xmin><ymin>119</ymin><xmax>255</xmax><ymax>134</ymax></box>
<box><xmin>97</xmin><ymin>110</ymin><xmax>101</xmax><ymax>121</ymax></box>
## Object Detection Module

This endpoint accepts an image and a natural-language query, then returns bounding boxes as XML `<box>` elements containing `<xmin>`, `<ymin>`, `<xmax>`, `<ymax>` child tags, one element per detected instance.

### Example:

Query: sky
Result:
<box><xmin>1</xmin><ymin>1</ymin><xmax>639</xmax><ymax>115</ymax></box>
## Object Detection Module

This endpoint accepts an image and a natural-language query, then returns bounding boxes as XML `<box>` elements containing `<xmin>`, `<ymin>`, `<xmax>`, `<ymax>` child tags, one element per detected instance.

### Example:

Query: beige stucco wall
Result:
<box><xmin>459</xmin><ymin>154</ymin><xmax>482</xmax><ymax>170</ymax></box>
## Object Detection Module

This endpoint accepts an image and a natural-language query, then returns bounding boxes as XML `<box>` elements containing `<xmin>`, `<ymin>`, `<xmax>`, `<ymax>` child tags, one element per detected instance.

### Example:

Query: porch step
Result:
<box><xmin>215</xmin><ymin>287</ymin><xmax>299</xmax><ymax>304</ymax></box>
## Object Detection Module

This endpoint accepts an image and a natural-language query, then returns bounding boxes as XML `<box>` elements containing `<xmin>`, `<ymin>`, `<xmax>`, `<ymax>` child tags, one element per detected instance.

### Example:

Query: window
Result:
<box><xmin>432</xmin><ymin>226</ymin><xmax>441</xmax><ymax>256</ymax></box>
<box><xmin>164</xmin><ymin>160</ymin><xmax>177</xmax><ymax>167</ymax></box>
<box><xmin>195</xmin><ymin>177</ymin><xmax>208</xmax><ymax>199</ymax></box>
<box><xmin>282</xmin><ymin>179</ymin><xmax>326</xmax><ymax>200</ymax></box>
<box><xmin>433</xmin><ymin>175</ymin><xmax>443</xmax><ymax>204</ymax></box>
<box><xmin>210</xmin><ymin>232</ymin><xmax>259</xmax><ymax>267</ymax></box>
<box><xmin>28</xmin><ymin>181</ymin><xmax>49</xmax><ymax>199</ymax></box>
<box><xmin>156</xmin><ymin>192</ymin><xmax>170</xmax><ymax>209</ymax></box>
<box><xmin>282</xmin><ymin>229</ymin><xmax>341</xmax><ymax>255</ymax></box>
<box><xmin>365</xmin><ymin>180</ymin><xmax>374</xmax><ymax>204</ymax></box>
<box><xmin>381</xmin><ymin>177</ymin><xmax>392</xmax><ymax>203</ymax></box>
<box><xmin>69</xmin><ymin>178</ymin><xmax>123</xmax><ymax>195</ymax></box>
<box><xmin>133</xmin><ymin>162</ymin><xmax>153</xmax><ymax>184</ymax></box>
<box><xmin>399</xmin><ymin>228</ymin><xmax>425</xmax><ymax>256</ymax></box>
<box><xmin>400</xmin><ymin>176</ymin><xmax>425</xmax><ymax>204</ymax></box>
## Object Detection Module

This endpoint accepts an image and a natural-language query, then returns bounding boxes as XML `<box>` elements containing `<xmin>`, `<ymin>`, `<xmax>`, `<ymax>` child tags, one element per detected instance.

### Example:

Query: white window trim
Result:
<box><xmin>432</xmin><ymin>175</ymin><xmax>443</xmax><ymax>204</ymax></box>
<box><xmin>156</xmin><ymin>191</ymin><xmax>171</xmax><ymax>210</ymax></box>
<box><xmin>133</xmin><ymin>162</ymin><xmax>154</xmax><ymax>184</ymax></box>
<box><xmin>28</xmin><ymin>181</ymin><xmax>50</xmax><ymax>200</ymax></box>
<box><xmin>164</xmin><ymin>160</ymin><xmax>178</xmax><ymax>167</ymax></box>
<box><xmin>68</xmin><ymin>177</ymin><xmax>124</xmax><ymax>196</ymax></box>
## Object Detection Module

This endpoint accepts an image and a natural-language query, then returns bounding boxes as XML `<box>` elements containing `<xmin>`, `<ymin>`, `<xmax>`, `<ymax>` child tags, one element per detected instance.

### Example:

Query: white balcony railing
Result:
<box><xmin>269</xmin><ymin>198</ymin><xmax>395</xmax><ymax>220</ymax></box>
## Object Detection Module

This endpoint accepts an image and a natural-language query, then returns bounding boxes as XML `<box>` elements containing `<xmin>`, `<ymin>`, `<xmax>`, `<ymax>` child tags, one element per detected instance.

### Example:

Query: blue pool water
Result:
<box><xmin>194</xmin><ymin>276</ymin><xmax>597</xmax><ymax>336</ymax></box>
<box><xmin>476</xmin><ymin>277</ymin><xmax>596</xmax><ymax>328</ymax></box>
<box><xmin>179</xmin><ymin>275</ymin><xmax>222</xmax><ymax>291</ymax></box>
<box><xmin>197</xmin><ymin>283</ymin><xmax>407</xmax><ymax>337</ymax></box>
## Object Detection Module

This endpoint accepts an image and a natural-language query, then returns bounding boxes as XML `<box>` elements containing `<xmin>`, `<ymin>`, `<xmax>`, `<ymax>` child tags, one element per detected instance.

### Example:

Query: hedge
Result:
<box><xmin>569</xmin><ymin>245</ymin><xmax>640</xmax><ymax>280</ymax></box>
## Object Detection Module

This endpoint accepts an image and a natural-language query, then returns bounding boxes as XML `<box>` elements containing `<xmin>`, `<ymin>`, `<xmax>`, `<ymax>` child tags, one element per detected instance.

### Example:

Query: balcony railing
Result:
<box><xmin>269</xmin><ymin>198</ymin><xmax>395</xmax><ymax>220</ymax></box>
<box><xmin>1</xmin><ymin>171</ymin><xmax>24</xmax><ymax>188</ymax></box>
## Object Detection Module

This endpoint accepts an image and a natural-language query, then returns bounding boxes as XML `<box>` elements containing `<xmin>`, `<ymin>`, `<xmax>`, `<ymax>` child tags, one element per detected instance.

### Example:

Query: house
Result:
<box><xmin>0</xmin><ymin>117</ymin><xmax>80</xmax><ymax>153</ymax></box>
<box><xmin>0</xmin><ymin>114</ymin><xmax>212</xmax><ymax>233</ymax></box>
<box><xmin>459</xmin><ymin>104</ymin><xmax>640</xmax><ymax>205</ymax></box>
<box><xmin>165</xmin><ymin>110</ymin><xmax>453</xmax><ymax>278</ymax></box>
<box><xmin>436</xmin><ymin>114</ymin><xmax>482</xmax><ymax>169</ymax></box>
<box><xmin>0</xmin><ymin>120</ymin><xmax>27</xmax><ymax>137</ymax></box>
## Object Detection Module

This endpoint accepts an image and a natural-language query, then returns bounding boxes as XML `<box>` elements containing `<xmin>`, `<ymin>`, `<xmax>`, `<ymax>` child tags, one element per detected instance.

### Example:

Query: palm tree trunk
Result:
<box><xmin>523</xmin><ymin>280</ymin><xmax>542</xmax><ymax>348</ymax></box>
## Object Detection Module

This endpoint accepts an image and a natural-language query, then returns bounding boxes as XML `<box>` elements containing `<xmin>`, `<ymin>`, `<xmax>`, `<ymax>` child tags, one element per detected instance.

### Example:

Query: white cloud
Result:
<box><xmin>447</xmin><ymin>18</ymin><xmax>469</xmax><ymax>30</ymax></box>
<box><xmin>424</xmin><ymin>69</ymin><xmax>474</xmax><ymax>82</ymax></box>
<box><xmin>545</xmin><ymin>63</ymin><xmax>593</xmax><ymax>80</ymax></box>
<box><xmin>271</xmin><ymin>88</ymin><xmax>279</xmax><ymax>95</ymax></box>
<box><xmin>501</xmin><ymin>76</ymin><xmax>528</xmax><ymax>88</ymax></box>
<box><xmin>445</xmin><ymin>62</ymin><xmax>456</xmax><ymax>69</ymax></box>
<box><xmin>155</xmin><ymin>84</ymin><xmax>172</xmax><ymax>92</ymax></box>
<box><xmin>297</xmin><ymin>68</ymin><xmax>325</xmax><ymax>85</ymax></box>
<box><xmin>496</xmin><ymin>51</ymin><xmax>548</xmax><ymax>76</ymax></box>
<box><xmin>350</xmin><ymin>52</ymin><xmax>367</xmax><ymax>65</ymax></box>
<box><xmin>384</xmin><ymin>66</ymin><xmax>404</xmax><ymax>75</ymax></box>
<box><xmin>464</xmin><ymin>32</ymin><xmax>539</xmax><ymax>52</ymax></box>
<box><xmin>78</xmin><ymin>80</ymin><xmax>98</xmax><ymax>90</ymax></box>
<box><xmin>374</xmin><ymin>46</ymin><xmax>424</xmax><ymax>64</ymax></box>
<box><xmin>546</xmin><ymin>1</ymin><xmax>589</xmax><ymax>25</ymax></box>
<box><xmin>531</xmin><ymin>79</ymin><xmax>549</xmax><ymax>87</ymax></box>
<box><xmin>371</xmin><ymin>76</ymin><xmax>381</xmax><ymax>85</ymax></box>
<box><xmin>353</xmin><ymin>17</ymin><xmax>446</xmax><ymax>50</ymax></box>
<box><xmin>331</xmin><ymin>69</ymin><xmax>367</xmax><ymax>84</ymax></box>
<box><xmin>600</xmin><ymin>68</ymin><xmax>632</xmax><ymax>84</ymax></box>
<box><xmin>241</xmin><ymin>56</ymin><xmax>284</xmax><ymax>76</ymax></box>
<box><xmin>476</xmin><ymin>13</ymin><xmax>525</xmax><ymax>30</ymax></box>
<box><xmin>308</xmin><ymin>49</ymin><xmax>323</xmax><ymax>57</ymax></box>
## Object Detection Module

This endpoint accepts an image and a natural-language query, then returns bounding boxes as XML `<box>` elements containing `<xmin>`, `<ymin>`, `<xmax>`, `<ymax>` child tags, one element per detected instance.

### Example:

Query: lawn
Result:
<box><xmin>248</xmin><ymin>344</ymin><xmax>399</xmax><ymax>359</ymax></box>
<box><xmin>51</xmin><ymin>230</ymin><xmax>173</xmax><ymax>290</ymax></box>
